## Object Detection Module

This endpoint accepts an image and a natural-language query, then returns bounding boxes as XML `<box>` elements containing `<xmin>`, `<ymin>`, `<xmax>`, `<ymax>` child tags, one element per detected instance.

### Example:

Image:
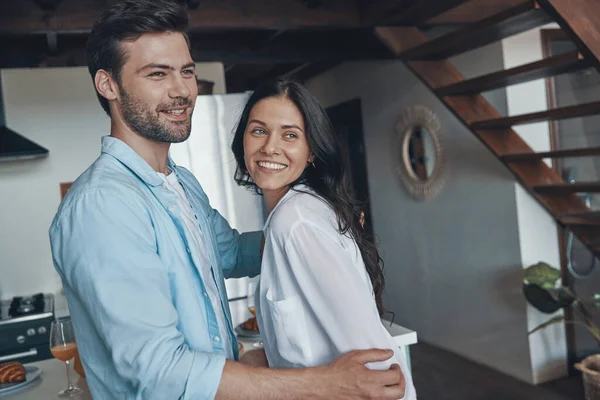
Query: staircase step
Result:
<box><xmin>436</xmin><ymin>51</ymin><xmax>589</xmax><ymax>96</ymax></box>
<box><xmin>560</xmin><ymin>216</ymin><xmax>600</xmax><ymax>226</ymax></box>
<box><xmin>400</xmin><ymin>1</ymin><xmax>552</xmax><ymax>61</ymax></box>
<box><xmin>560</xmin><ymin>210</ymin><xmax>600</xmax><ymax>226</ymax></box>
<box><xmin>560</xmin><ymin>210</ymin><xmax>600</xmax><ymax>218</ymax></box>
<box><xmin>533</xmin><ymin>182</ymin><xmax>600</xmax><ymax>195</ymax></box>
<box><xmin>471</xmin><ymin>101</ymin><xmax>600</xmax><ymax>129</ymax></box>
<box><xmin>503</xmin><ymin>146</ymin><xmax>600</xmax><ymax>162</ymax></box>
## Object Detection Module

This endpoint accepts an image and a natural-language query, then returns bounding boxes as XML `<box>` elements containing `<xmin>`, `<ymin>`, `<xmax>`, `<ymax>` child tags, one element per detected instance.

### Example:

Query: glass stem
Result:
<box><xmin>65</xmin><ymin>360</ymin><xmax>74</xmax><ymax>391</ymax></box>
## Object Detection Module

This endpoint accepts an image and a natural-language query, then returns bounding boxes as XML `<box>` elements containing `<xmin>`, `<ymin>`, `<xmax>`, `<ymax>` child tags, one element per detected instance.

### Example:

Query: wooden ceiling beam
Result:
<box><xmin>361</xmin><ymin>0</ymin><xmax>473</xmax><ymax>26</ymax></box>
<box><xmin>426</xmin><ymin>0</ymin><xmax>529</xmax><ymax>25</ymax></box>
<box><xmin>225</xmin><ymin>60</ymin><xmax>339</xmax><ymax>93</ymax></box>
<box><xmin>382</xmin><ymin>0</ymin><xmax>473</xmax><ymax>25</ymax></box>
<box><xmin>0</xmin><ymin>29</ymin><xmax>392</xmax><ymax>68</ymax></box>
<box><xmin>225</xmin><ymin>63</ymin><xmax>278</xmax><ymax>93</ymax></box>
<box><xmin>0</xmin><ymin>0</ymin><xmax>362</xmax><ymax>34</ymax></box>
<box><xmin>360</xmin><ymin>0</ymin><xmax>414</xmax><ymax>25</ymax></box>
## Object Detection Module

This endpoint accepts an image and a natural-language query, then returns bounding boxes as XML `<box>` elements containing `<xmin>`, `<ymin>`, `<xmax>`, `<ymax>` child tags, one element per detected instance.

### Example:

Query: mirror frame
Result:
<box><xmin>395</xmin><ymin>106</ymin><xmax>448</xmax><ymax>201</ymax></box>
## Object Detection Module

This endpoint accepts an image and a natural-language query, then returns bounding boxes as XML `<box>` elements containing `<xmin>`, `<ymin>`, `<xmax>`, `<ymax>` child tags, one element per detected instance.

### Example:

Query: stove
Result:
<box><xmin>0</xmin><ymin>293</ymin><xmax>55</xmax><ymax>364</ymax></box>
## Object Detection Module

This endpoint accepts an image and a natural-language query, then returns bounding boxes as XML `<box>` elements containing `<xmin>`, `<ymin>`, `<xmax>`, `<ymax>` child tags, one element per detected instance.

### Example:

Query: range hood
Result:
<box><xmin>0</xmin><ymin>78</ymin><xmax>49</xmax><ymax>162</ymax></box>
<box><xmin>0</xmin><ymin>127</ymin><xmax>49</xmax><ymax>162</ymax></box>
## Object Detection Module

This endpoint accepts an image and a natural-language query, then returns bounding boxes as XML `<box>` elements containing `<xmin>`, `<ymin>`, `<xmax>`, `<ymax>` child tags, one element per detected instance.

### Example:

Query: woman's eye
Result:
<box><xmin>284</xmin><ymin>132</ymin><xmax>298</xmax><ymax>139</ymax></box>
<box><xmin>251</xmin><ymin>128</ymin><xmax>266</xmax><ymax>135</ymax></box>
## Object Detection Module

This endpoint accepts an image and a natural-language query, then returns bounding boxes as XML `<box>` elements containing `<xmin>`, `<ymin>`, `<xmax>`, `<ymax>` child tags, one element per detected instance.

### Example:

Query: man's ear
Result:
<box><xmin>94</xmin><ymin>69</ymin><xmax>119</xmax><ymax>102</ymax></box>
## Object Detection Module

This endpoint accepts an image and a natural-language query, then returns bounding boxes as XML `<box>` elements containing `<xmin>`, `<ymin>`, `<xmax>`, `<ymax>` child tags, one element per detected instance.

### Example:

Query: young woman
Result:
<box><xmin>232</xmin><ymin>80</ymin><xmax>416</xmax><ymax>399</ymax></box>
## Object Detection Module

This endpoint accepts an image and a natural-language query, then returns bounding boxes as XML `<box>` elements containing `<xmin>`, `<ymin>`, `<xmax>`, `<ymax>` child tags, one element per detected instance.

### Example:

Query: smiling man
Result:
<box><xmin>48</xmin><ymin>1</ymin><xmax>407</xmax><ymax>399</ymax></box>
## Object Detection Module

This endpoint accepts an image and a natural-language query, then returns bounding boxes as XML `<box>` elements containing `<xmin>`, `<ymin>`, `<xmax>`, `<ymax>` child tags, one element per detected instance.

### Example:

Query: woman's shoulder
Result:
<box><xmin>268</xmin><ymin>187</ymin><xmax>336</xmax><ymax>238</ymax></box>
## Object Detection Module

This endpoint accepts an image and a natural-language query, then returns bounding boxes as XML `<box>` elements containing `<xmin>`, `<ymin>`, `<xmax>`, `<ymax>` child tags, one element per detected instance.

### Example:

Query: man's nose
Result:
<box><xmin>169</xmin><ymin>75</ymin><xmax>191</xmax><ymax>99</ymax></box>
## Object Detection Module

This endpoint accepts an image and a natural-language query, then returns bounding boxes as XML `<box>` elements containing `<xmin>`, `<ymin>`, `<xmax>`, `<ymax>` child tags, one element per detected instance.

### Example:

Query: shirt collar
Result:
<box><xmin>101</xmin><ymin>135</ymin><xmax>178</xmax><ymax>187</ymax></box>
<box><xmin>263</xmin><ymin>184</ymin><xmax>312</xmax><ymax>230</ymax></box>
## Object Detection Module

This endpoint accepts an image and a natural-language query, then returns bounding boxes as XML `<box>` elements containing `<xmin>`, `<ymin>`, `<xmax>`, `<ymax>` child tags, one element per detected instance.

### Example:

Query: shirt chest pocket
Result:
<box><xmin>265</xmin><ymin>289</ymin><xmax>313</xmax><ymax>367</ymax></box>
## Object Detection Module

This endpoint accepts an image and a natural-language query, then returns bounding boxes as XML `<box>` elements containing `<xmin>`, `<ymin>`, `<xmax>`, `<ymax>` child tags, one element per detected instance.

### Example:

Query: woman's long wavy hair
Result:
<box><xmin>231</xmin><ymin>79</ymin><xmax>386</xmax><ymax>315</ymax></box>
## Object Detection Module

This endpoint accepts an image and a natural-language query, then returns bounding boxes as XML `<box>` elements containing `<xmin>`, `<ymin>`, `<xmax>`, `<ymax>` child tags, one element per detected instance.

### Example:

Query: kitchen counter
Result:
<box><xmin>0</xmin><ymin>358</ymin><xmax>91</xmax><ymax>399</ymax></box>
<box><xmin>382</xmin><ymin>318</ymin><xmax>417</xmax><ymax>373</ymax></box>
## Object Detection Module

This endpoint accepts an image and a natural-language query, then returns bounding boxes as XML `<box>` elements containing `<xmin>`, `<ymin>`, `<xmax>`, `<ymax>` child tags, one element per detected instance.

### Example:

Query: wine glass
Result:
<box><xmin>50</xmin><ymin>317</ymin><xmax>84</xmax><ymax>397</ymax></box>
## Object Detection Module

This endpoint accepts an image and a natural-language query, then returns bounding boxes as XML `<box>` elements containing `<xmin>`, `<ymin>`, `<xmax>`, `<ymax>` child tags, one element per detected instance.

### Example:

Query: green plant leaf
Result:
<box><xmin>557</xmin><ymin>287</ymin><xmax>576</xmax><ymax>307</ymax></box>
<box><xmin>524</xmin><ymin>262</ymin><xmax>561</xmax><ymax>289</ymax></box>
<box><xmin>523</xmin><ymin>283</ymin><xmax>562</xmax><ymax>313</ymax></box>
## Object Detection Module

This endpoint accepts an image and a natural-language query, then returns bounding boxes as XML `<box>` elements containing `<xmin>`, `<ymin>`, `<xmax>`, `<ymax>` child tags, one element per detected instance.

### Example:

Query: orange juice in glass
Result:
<box><xmin>50</xmin><ymin>342</ymin><xmax>78</xmax><ymax>361</ymax></box>
<box><xmin>50</xmin><ymin>318</ymin><xmax>84</xmax><ymax>397</ymax></box>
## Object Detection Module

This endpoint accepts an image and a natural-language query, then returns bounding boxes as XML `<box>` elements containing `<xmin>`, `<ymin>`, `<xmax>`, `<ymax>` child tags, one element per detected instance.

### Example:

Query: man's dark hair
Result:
<box><xmin>86</xmin><ymin>0</ymin><xmax>191</xmax><ymax>116</ymax></box>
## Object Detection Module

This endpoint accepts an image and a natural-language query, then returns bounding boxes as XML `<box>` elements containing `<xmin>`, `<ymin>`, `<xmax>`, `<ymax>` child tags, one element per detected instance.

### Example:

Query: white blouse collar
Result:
<box><xmin>263</xmin><ymin>184</ymin><xmax>312</xmax><ymax>231</ymax></box>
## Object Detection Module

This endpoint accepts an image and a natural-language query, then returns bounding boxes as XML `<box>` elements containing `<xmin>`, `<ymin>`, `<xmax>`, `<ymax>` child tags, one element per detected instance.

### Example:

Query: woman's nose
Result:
<box><xmin>261</xmin><ymin>134</ymin><xmax>281</xmax><ymax>155</ymax></box>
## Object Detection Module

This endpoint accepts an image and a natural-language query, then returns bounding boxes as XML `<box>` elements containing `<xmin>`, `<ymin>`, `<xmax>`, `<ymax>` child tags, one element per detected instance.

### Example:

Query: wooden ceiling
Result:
<box><xmin>0</xmin><ymin>0</ymin><xmax>528</xmax><ymax>92</ymax></box>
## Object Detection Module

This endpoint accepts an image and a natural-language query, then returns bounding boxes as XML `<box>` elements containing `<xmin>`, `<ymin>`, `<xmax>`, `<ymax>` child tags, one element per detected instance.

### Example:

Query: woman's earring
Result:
<box><xmin>311</xmin><ymin>161</ymin><xmax>316</xmax><ymax>168</ymax></box>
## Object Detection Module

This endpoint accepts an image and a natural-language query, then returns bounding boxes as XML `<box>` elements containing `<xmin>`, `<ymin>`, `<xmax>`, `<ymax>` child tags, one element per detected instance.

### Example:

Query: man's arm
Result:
<box><xmin>217</xmin><ymin>349</ymin><xmax>405</xmax><ymax>400</ymax></box>
<box><xmin>50</xmin><ymin>189</ymin><xmax>226</xmax><ymax>400</ymax></box>
<box><xmin>208</xmin><ymin>206</ymin><xmax>262</xmax><ymax>279</ymax></box>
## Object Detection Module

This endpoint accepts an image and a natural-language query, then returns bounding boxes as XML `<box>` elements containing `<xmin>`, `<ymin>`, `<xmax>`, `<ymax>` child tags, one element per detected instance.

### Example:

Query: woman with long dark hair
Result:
<box><xmin>232</xmin><ymin>79</ymin><xmax>415</xmax><ymax>399</ymax></box>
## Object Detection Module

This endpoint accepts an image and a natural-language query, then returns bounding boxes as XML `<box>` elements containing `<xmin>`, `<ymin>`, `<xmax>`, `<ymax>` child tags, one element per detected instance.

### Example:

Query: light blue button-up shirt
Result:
<box><xmin>49</xmin><ymin>136</ymin><xmax>261</xmax><ymax>399</ymax></box>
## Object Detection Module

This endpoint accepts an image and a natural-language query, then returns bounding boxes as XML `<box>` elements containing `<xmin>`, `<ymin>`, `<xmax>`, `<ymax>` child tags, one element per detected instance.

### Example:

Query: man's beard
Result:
<box><xmin>119</xmin><ymin>89</ymin><xmax>192</xmax><ymax>144</ymax></box>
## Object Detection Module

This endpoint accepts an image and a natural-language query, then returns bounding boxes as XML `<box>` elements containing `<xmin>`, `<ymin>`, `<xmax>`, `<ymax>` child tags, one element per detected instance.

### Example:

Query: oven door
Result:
<box><xmin>0</xmin><ymin>345</ymin><xmax>52</xmax><ymax>364</ymax></box>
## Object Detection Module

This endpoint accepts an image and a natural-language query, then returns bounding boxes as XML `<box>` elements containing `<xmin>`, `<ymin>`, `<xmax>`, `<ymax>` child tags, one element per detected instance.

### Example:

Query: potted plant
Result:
<box><xmin>523</xmin><ymin>262</ymin><xmax>600</xmax><ymax>399</ymax></box>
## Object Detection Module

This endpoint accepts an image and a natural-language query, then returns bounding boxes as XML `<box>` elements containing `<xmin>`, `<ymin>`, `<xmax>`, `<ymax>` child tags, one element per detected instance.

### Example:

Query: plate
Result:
<box><xmin>235</xmin><ymin>324</ymin><xmax>261</xmax><ymax>339</ymax></box>
<box><xmin>0</xmin><ymin>366</ymin><xmax>42</xmax><ymax>396</ymax></box>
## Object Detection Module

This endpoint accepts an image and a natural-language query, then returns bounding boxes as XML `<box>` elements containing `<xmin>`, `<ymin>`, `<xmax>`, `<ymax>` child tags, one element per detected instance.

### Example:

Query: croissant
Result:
<box><xmin>241</xmin><ymin>316</ymin><xmax>259</xmax><ymax>332</ymax></box>
<box><xmin>0</xmin><ymin>362</ymin><xmax>26</xmax><ymax>384</ymax></box>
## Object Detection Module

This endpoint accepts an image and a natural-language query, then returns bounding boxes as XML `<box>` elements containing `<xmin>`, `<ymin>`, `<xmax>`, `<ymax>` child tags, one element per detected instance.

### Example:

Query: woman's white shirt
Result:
<box><xmin>256</xmin><ymin>185</ymin><xmax>416</xmax><ymax>400</ymax></box>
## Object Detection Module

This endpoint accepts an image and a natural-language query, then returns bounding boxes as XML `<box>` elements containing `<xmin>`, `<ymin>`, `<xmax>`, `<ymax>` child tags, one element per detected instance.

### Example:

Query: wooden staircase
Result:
<box><xmin>375</xmin><ymin>0</ymin><xmax>600</xmax><ymax>260</ymax></box>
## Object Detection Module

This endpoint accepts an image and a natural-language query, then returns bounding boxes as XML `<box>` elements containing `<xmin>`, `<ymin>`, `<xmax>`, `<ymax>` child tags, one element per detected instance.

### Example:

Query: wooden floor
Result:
<box><xmin>411</xmin><ymin>342</ymin><xmax>584</xmax><ymax>400</ymax></box>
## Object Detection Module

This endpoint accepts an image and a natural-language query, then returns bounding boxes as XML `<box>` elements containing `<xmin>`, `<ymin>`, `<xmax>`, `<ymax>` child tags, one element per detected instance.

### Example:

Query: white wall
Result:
<box><xmin>195</xmin><ymin>62</ymin><xmax>227</xmax><ymax>95</ymax></box>
<box><xmin>502</xmin><ymin>25</ymin><xmax>566</xmax><ymax>384</ymax></box>
<box><xmin>0</xmin><ymin>63</ymin><xmax>226</xmax><ymax>300</ymax></box>
<box><xmin>305</xmin><ymin>44</ymin><xmax>535</xmax><ymax>382</ymax></box>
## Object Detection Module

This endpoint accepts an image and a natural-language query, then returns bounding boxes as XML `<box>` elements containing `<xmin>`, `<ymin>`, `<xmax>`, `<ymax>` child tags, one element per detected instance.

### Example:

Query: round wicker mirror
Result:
<box><xmin>395</xmin><ymin>106</ymin><xmax>447</xmax><ymax>201</ymax></box>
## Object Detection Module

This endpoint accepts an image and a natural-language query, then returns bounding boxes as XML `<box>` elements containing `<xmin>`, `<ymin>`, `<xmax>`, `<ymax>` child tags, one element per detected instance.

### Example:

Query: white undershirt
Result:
<box><xmin>158</xmin><ymin>171</ymin><xmax>234</xmax><ymax>360</ymax></box>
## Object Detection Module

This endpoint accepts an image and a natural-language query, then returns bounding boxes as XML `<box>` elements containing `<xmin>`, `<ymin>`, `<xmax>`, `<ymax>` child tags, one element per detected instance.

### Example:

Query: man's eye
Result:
<box><xmin>149</xmin><ymin>72</ymin><xmax>165</xmax><ymax>77</ymax></box>
<box><xmin>182</xmin><ymin>70</ymin><xmax>195</xmax><ymax>76</ymax></box>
